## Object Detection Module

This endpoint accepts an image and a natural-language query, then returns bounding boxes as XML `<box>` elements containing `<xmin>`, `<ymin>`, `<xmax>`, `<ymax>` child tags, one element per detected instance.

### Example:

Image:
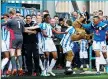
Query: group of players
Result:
<box><xmin>1</xmin><ymin>7</ymin><xmax>108</xmax><ymax>77</ymax></box>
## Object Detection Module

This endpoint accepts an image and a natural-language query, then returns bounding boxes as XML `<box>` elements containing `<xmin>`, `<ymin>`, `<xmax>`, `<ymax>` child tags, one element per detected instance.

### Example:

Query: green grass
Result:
<box><xmin>58</xmin><ymin>74</ymin><xmax>108</xmax><ymax>79</ymax></box>
<box><xmin>1</xmin><ymin>74</ymin><xmax>108</xmax><ymax>79</ymax></box>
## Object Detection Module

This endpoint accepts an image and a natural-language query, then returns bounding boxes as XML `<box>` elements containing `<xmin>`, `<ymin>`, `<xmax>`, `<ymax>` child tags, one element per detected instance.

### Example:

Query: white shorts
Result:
<box><xmin>2</xmin><ymin>31</ymin><xmax>10</xmax><ymax>52</ymax></box>
<box><xmin>2</xmin><ymin>40</ymin><xmax>10</xmax><ymax>52</ymax></box>
<box><xmin>92</xmin><ymin>41</ymin><xmax>107</xmax><ymax>52</ymax></box>
<box><xmin>62</xmin><ymin>46</ymin><xmax>72</xmax><ymax>54</ymax></box>
<box><xmin>43</xmin><ymin>38</ymin><xmax>57</xmax><ymax>52</ymax></box>
<box><xmin>79</xmin><ymin>51</ymin><xmax>88</xmax><ymax>58</ymax></box>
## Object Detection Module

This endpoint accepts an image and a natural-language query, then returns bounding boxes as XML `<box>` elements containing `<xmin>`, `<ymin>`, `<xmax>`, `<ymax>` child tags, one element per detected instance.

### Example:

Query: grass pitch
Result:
<box><xmin>1</xmin><ymin>69</ymin><xmax>108</xmax><ymax>79</ymax></box>
<box><xmin>1</xmin><ymin>74</ymin><xmax>108</xmax><ymax>79</ymax></box>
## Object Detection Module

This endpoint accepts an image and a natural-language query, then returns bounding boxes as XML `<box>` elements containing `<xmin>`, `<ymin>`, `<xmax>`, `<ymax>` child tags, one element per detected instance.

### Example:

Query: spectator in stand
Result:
<box><xmin>59</xmin><ymin>18</ymin><xmax>68</xmax><ymax>32</ymax></box>
<box><xmin>42</xmin><ymin>10</ymin><xmax>49</xmax><ymax>16</ymax></box>
<box><xmin>82</xmin><ymin>5</ymin><xmax>90</xmax><ymax>23</ymax></box>
<box><xmin>37</xmin><ymin>11</ymin><xmax>42</xmax><ymax>16</ymax></box>
<box><xmin>54</xmin><ymin>15</ymin><xmax>59</xmax><ymax>26</ymax></box>
<box><xmin>93</xmin><ymin>10</ymin><xmax>99</xmax><ymax>16</ymax></box>
<box><xmin>32</xmin><ymin>14</ymin><xmax>37</xmax><ymax>23</ymax></box>
<box><xmin>98</xmin><ymin>10</ymin><xmax>103</xmax><ymax>16</ymax></box>
<box><xmin>99</xmin><ymin>15</ymin><xmax>108</xmax><ymax>24</ymax></box>
<box><xmin>71</xmin><ymin>11</ymin><xmax>79</xmax><ymax>22</ymax></box>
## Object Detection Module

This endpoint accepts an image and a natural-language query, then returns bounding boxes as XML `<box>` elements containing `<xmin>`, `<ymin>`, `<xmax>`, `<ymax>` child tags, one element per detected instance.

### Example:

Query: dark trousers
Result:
<box><xmin>72</xmin><ymin>42</ymin><xmax>80</xmax><ymax>68</ymax></box>
<box><xmin>56</xmin><ymin>45</ymin><xmax>65</xmax><ymax>67</ymax></box>
<box><xmin>24</xmin><ymin>43</ymin><xmax>39</xmax><ymax>74</ymax></box>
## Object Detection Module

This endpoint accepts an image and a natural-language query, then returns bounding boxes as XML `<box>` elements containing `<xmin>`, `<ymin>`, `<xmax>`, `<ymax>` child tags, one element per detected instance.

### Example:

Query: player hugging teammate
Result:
<box><xmin>60</xmin><ymin>16</ymin><xmax>91</xmax><ymax>75</ymax></box>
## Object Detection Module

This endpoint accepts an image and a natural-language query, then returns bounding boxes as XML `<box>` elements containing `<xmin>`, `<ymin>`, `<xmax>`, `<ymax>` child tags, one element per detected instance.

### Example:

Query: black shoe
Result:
<box><xmin>25</xmin><ymin>72</ymin><xmax>32</xmax><ymax>76</ymax></box>
<box><xmin>64</xmin><ymin>67</ymin><xmax>73</xmax><ymax>75</ymax></box>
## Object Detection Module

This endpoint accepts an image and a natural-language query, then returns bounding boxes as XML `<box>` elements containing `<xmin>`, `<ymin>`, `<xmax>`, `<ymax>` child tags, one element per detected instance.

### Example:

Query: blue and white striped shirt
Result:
<box><xmin>40</xmin><ymin>22</ymin><xmax>53</xmax><ymax>39</ymax></box>
<box><xmin>2</xmin><ymin>26</ymin><xmax>9</xmax><ymax>41</ymax></box>
<box><xmin>37</xmin><ymin>23</ymin><xmax>44</xmax><ymax>43</ymax></box>
<box><xmin>60</xmin><ymin>26</ymin><xmax>75</xmax><ymax>47</ymax></box>
<box><xmin>80</xmin><ymin>39</ymin><xmax>88</xmax><ymax>52</ymax></box>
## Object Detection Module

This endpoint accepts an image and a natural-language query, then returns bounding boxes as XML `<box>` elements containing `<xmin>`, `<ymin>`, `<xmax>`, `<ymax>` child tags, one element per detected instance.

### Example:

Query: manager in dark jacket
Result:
<box><xmin>23</xmin><ymin>15</ymin><xmax>39</xmax><ymax>76</ymax></box>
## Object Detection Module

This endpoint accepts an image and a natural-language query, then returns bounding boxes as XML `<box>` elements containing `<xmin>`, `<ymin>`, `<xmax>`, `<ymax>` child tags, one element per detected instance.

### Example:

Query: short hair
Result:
<box><xmin>36</xmin><ymin>14</ymin><xmax>42</xmax><ymax>18</ymax></box>
<box><xmin>3</xmin><ymin>13</ymin><xmax>9</xmax><ymax>18</ymax></box>
<box><xmin>93</xmin><ymin>16</ymin><xmax>100</xmax><ymax>19</ymax></box>
<box><xmin>72</xmin><ymin>11</ymin><xmax>78</xmax><ymax>15</ymax></box>
<box><xmin>54</xmin><ymin>15</ymin><xmax>58</xmax><ymax>18</ymax></box>
<box><xmin>59</xmin><ymin>18</ymin><xmax>64</xmax><ymax>21</ymax></box>
<box><xmin>16</xmin><ymin>11</ymin><xmax>20</xmax><ymax>13</ymax></box>
<box><xmin>43</xmin><ymin>10</ymin><xmax>49</xmax><ymax>13</ymax></box>
<box><xmin>66</xmin><ymin>20</ymin><xmax>72</xmax><ymax>26</ymax></box>
<box><xmin>9</xmin><ymin>9</ymin><xmax>16</xmax><ymax>15</ymax></box>
<box><xmin>21</xmin><ymin>15</ymin><xmax>24</xmax><ymax>17</ymax></box>
<box><xmin>32</xmin><ymin>14</ymin><xmax>36</xmax><ymax>16</ymax></box>
<box><xmin>98</xmin><ymin>10</ymin><xmax>103</xmax><ymax>14</ymax></box>
<box><xmin>26</xmin><ymin>15</ymin><xmax>32</xmax><ymax>18</ymax></box>
<box><xmin>43</xmin><ymin>14</ymin><xmax>50</xmax><ymax>19</ymax></box>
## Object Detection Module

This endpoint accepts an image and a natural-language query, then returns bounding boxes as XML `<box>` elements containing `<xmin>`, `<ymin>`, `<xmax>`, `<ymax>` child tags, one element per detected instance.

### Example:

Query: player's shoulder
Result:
<box><xmin>7</xmin><ymin>18</ymin><xmax>12</xmax><ymax>22</ymax></box>
<box><xmin>40</xmin><ymin>22</ymin><xmax>49</xmax><ymax>30</ymax></box>
<box><xmin>38</xmin><ymin>23</ymin><xmax>42</xmax><ymax>26</ymax></box>
<box><xmin>99</xmin><ymin>21</ymin><xmax>107</xmax><ymax>26</ymax></box>
<box><xmin>67</xmin><ymin>26</ymin><xmax>75</xmax><ymax>31</ymax></box>
<box><xmin>42</xmin><ymin>22</ymin><xmax>46</xmax><ymax>24</ymax></box>
<box><xmin>41</xmin><ymin>22</ymin><xmax>47</xmax><ymax>27</ymax></box>
<box><xmin>66</xmin><ymin>26</ymin><xmax>75</xmax><ymax>34</ymax></box>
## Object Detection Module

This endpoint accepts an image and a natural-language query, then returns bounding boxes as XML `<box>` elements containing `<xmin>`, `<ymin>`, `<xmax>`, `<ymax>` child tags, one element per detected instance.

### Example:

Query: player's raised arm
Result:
<box><xmin>81</xmin><ymin>22</ymin><xmax>92</xmax><ymax>29</ymax></box>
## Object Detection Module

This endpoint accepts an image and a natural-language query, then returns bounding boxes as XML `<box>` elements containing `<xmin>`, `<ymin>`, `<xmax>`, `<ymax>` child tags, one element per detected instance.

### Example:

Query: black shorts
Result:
<box><xmin>10</xmin><ymin>34</ymin><xmax>23</xmax><ymax>49</ymax></box>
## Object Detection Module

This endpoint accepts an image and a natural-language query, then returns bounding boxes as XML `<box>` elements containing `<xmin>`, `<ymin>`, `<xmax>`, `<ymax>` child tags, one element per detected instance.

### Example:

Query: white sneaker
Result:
<box><xmin>48</xmin><ymin>71</ymin><xmax>56</xmax><ymax>76</ymax></box>
<box><xmin>41</xmin><ymin>72</ymin><xmax>50</xmax><ymax>76</ymax></box>
<box><xmin>67</xmin><ymin>68</ymin><xmax>72</xmax><ymax>71</ymax></box>
<box><xmin>80</xmin><ymin>65</ymin><xmax>83</xmax><ymax>68</ymax></box>
<box><xmin>73</xmin><ymin>71</ymin><xmax>76</xmax><ymax>74</ymax></box>
<box><xmin>86</xmin><ymin>64</ymin><xmax>89</xmax><ymax>68</ymax></box>
<box><xmin>1</xmin><ymin>75</ymin><xmax>6</xmax><ymax>77</ymax></box>
<box><xmin>45</xmin><ymin>73</ymin><xmax>50</xmax><ymax>76</ymax></box>
<box><xmin>43</xmin><ymin>70</ymin><xmax>50</xmax><ymax>76</ymax></box>
<box><xmin>40</xmin><ymin>71</ymin><xmax>45</xmax><ymax>76</ymax></box>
